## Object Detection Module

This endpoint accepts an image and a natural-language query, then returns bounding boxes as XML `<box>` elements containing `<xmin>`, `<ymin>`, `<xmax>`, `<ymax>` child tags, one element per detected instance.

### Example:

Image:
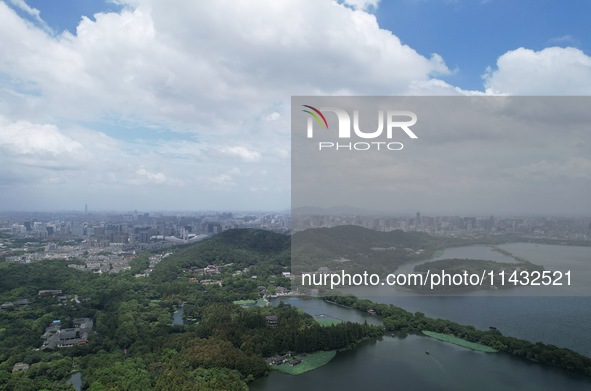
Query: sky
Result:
<box><xmin>0</xmin><ymin>0</ymin><xmax>590</xmax><ymax>212</ymax></box>
<box><xmin>292</xmin><ymin>96</ymin><xmax>591</xmax><ymax>216</ymax></box>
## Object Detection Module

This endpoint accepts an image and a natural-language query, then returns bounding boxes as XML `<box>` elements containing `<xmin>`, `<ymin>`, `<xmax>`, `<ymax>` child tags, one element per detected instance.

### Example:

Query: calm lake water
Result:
<box><xmin>347</xmin><ymin>243</ymin><xmax>591</xmax><ymax>355</ymax></box>
<box><xmin>394</xmin><ymin>243</ymin><xmax>591</xmax><ymax>295</ymax></box>
<box><xmin>67</xmin><ymin>371</ymin><xmax>82</xmax><ymax>391</ymax></box>
<box><xmin>249</xmin><ymin>297</ymin><xmax>591</xmax><ymax>391</ymax></box>
<box><xmin>250</xmin><ymin>243</ymin><xmax>591</xmax><ymax>390</ymax></box>
<box><xmin>172</xmin><ymin>306</ymin><xmax>184</xmax><ymax>325</ymax></box>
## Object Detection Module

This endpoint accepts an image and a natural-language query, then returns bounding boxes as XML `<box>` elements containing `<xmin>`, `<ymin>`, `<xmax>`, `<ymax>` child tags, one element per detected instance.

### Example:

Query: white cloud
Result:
<box><xmin>210</xmin><ymin>174</ymin><xmax>234</xmax><ymax>186</ymax></box>
<box><xmin>548</xmin><ymin>35</ymin><xmax>576</xmax><ymax>44</ymax></box>
<box><xmin>515</xmin><ymin>157</ymin><xmax>591</xmax><ymax>181</ymax></box>
<box><xmin>208</xmin><ymin>168</ymin><xmax>242</xmax><ymax>189</ymax></box>
<box><xmin>0</xmin><ymin>0</ymin><xmax>451</xmax><ymax>206</ymax></box>
<box><xmin>219</xmin><ymin>146</ymin><xmax>262</xmax><ymax>162</ymax></box>
<box><xmin>6</xmin><ymin>0</ymin><xmax>50</xmax><ymax>31</ymax></box>
<box><xmin>264</xmin><ymin>112</ymin><xmax>280</xmax><ymax>122</ymax></box>
<box><xmin>132</xmin><ymin>167</ymin><xmax>167</xmax><ymax>185</ymax></box>
<box><xmin>1</xmin><ymin>0</ymin><xmax>589</xmax><ymax>211</ymax></box>
<box><xmin>483</xmin><ymin>47</ymin><xmax>591</xmax><ymax>95</ymax></box>
<box><xmin>406</xmin><ymin>78</ymin><xmax>487</xmax><ymax>96</ymax></box>
<box><xmin>0</xmin><ymin>117</ymin><xmax>87</xmax><ymax>168</ymax></box>
<box><xmin>0</xmin><ymin>115</ymin><xmax>186</xmax><ymax>189</ymax></box>
<box><xmin>0</xmin><ymin>0</ymin><xmax>450</xmax><ymax>126</ymax></box>
<box><xmin>340</xmin><ymin>0</ymin><xmax>381</xmax><ymax>11</ymax></box>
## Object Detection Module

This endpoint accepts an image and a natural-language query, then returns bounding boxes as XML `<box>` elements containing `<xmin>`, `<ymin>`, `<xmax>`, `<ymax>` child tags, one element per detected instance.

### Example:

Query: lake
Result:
<box><xmin>249</xmin><ymin>297</ymin><xmax>591</xmax><ymax>391</ymax></box>
<box><xmin>250</xmin><ymin>243</ymin><xmax>591</xmax><ymax>390</ymax></box>
<box><xmin>345</xmin><ymin>243</ymin><xmax>591</xmax><ymax>355</ymax></box>
<box><xmin>172</xmin><ymin>306</ymin><xmax>184</xmax><ymax>325</ymax></box>
<box><xmin>67</xmin><ymin>371</ymin><xmax>82</xmax><ymax>391</ymax></box>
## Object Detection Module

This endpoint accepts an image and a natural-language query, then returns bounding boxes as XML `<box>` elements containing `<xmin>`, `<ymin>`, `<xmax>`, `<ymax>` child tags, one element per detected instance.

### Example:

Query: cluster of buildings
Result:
<box><xmin>294</xmin><ymin>213</ymin><xmax>591</xmax><ymax>240</ymax></box>
<box><xmin>0</xmin><ymin>298</ymin><xmax>30</xmax><ymax>310</ymax></box>
<box><xmin>5</xmin><ymin>242</ymin><xmax>137</xmax><ymax>272</ymax></box>
<box><xmin>0</xmin><ymin>210</ymin><xmax>289</xmax><ymax>270</ymax></box>
<box><xmin>41</xmin><ymin>318</ymin><xmax>93</xmax><ymax>350</ymax></box>
<box><xmin>1</xmin><ymin>210</ymin><xmax>290</xmax><ymax>246</ymax></box>
<box><xmin>36</xmin><ymin>291</ymin><xmax>93</xmax><ymax>349</ymax></box>
<box><xmin>67</xmin><ymin>257</ymin><xmax>132</xmax><ymax>274</ymax></box>
<box><xmin>0</xmin><ymin>289</ymin><xmax>94</xmax><ymax>350</ymax></box>
<box><xmin>265</xmin><ymin>351</ymin><xmax>303</xmax><ymax>367</ymax></box>
<box><xmin>185</xmin><ymin>264</ymin><xmax>228</xmax><ymax>286</ymax></box>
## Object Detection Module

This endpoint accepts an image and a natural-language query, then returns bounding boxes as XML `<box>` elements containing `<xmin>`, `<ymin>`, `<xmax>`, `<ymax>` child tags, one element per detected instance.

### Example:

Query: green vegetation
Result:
<box><xmin>422</xmin><ymin>330</ymin><xmax>498</xmax><ymax>352</ymax></box>
<box><xmin>273</xmin><ymin>351</ymin><xmax>337</xmax><ymax>375</ymax></box>
<box><xmin>291</xmin><ymin>225</ymin><xmax>447</xmax><ymax>275</ymax></box>
<box><xmin>2</xmin><ymin>226</ymin><xmax>591</xmax><ymax>389</ymax></box>
<box><xmin>233</xmin><ymin>299</ymin><xmax>257</xmax><ymax>306</ymax></box>
<box><xmin>490</xmin><ymin>246</ymin><xmax>533</xmax><ymax>264</ymax></box>
<box><xmin>410</xmin><ymin>258</ymin><xmax>544</xmax><ymax>291</ymax></box>
<box><xmin>233</xmin><ymin>298</ymin><xmax>267</xmax><ymax>308</ymax></box>
<box><xmin>415</xmin><ymin>258</ymin><xmax>523</xmax><ymax>274</ymax></box>
<box><xmin>490</xmin><ymin>246</ymin><xmax>514</xmax><ymax>258</ymax></box>
<box><xmin>291</xmin><ymin>226</ymin><xmax>577</xmax><ymax>275</ymax></box>
<box><xmin>0</xmin><ymin>229</ymin><xmax>382</xmax><ymax>390</ymax></box>
<box><xmin>255</xmin><ymin>298</ymin><xmax>267</xmax><ymax>307</ymax></box>
<box><xmin>316</xmin><ymin>318</ymin><xmax>341</xmax><ymax>327</ymax></box>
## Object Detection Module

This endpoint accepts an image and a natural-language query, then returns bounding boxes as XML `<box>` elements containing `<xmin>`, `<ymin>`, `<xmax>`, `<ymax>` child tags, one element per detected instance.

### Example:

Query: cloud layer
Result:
<box><xmin>484</xmin><ymin>47</ymin><xmax>591</xmax><ymax>95</ymax></box>
<box><xmin>0</xmin><ymin>0</ymin><xmax>590</xmax><ymax>211</ymax></box>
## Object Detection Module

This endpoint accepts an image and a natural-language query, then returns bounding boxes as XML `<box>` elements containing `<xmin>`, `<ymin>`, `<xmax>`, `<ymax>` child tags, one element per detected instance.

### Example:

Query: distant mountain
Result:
<box><xmin>293</xmin><ymin>225</ymin><xmax>432</xmax><ymax>249</ymax></box>
<box><xmin>291</xmin><ymin>225</ymin><xmax>440</xmax><ymax>274</ymax></box>
<box><xmin>152</xmin><ymin>226</ymin><xmax>442</xmax><ymax>281</ymax></box>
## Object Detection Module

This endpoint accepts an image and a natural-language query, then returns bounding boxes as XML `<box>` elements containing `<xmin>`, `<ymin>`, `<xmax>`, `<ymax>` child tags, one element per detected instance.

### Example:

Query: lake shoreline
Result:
<box><xmin>250</xmin><ymin>297</ymin><xmax>591</xmax><ymax>391</ymax></box>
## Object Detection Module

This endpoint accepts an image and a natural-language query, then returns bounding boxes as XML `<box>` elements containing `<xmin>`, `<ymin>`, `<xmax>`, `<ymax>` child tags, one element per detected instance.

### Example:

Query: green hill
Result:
<box><xmin>151</xmin><ymin>229</ymin><xmax>290</xmax><ymax>282</ymax></box>
<box><xmin>210</xmin><ymin>228</ymin><xmax>290</xmax><ymax>253</ymax></box>
<box><xmin>294</xmin><ymin>225</ymin><xmax>433</xmax><ymax>249</ymax></box>
<box><xmin>152</xmin><ymin>225</ymin><xmax>448</xmax><ymax>281</ymax></box>
<box><xmin>291</xmin><ymin>225</ymin><xmax>441</xmax><ymax>274</ymax></box>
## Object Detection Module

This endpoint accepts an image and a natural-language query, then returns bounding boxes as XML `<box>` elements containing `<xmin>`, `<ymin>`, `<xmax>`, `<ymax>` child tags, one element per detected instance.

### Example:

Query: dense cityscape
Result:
<box><xmin>294</xmin><ymin>212</ymin><xmax>591</xmax><ymax>240</ymax></box>
<box><xmin>0</xmin><ymin>210</ymin><xmax>290</xmax><ymax>272</ymax></box>
<box><xmin>2</xmin><ymin>209</ymin><xmax>589</xmax><ymax>272</ymax></box>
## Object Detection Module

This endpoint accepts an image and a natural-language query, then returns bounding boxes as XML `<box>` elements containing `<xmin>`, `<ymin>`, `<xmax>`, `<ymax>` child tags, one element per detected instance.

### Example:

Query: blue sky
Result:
<box><xmin>18</xmin><ymin>0</ymin><xmax>591</xmax><ymax>92</ymax></box>
<box><xmin>24</xmin><ymin>0</ymin><xmax>122</xmax><ymax>32</ymax></box>
<box><xmin>376</xmin><ymin>0</ymin><xmax>591</xmax><ymax>89</ymax></box>
<box><xmin>0</xmin><ymin>0</ymin><xmax>590</xmax><ymax>212</ymax></box>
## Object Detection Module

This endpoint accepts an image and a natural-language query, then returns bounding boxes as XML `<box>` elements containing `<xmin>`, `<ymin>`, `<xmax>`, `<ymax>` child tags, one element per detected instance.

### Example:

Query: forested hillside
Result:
<box><xmin>291</xmin><ymin>225</ymin><xmax>445</xmax><ymax>273</ymax></box>
<box><xmin>0</xmin><ymin>229</ymin><xmax>381</xmax><ymax>390</ymax></box>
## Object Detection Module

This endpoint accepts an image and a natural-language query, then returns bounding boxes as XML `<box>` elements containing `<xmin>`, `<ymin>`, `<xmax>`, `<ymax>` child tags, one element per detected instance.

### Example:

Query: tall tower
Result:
<box><xmin>416</xmin><ymin>211</ymin><xmax>421</xmax><ymax>227</ymax></box>
<box><xmin>85</xmin><ymin>204</ymin><xmax>88</xmax><ymax>214</ymax></box>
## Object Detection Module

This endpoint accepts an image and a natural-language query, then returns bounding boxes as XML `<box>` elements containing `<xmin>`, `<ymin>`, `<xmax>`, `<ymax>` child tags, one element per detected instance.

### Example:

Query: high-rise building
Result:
<box><xmin>139</xmin><ymin>231</ymin><xmax>150</xmax><ymax>243</ymax></box>
<box><xmin>71</xmin><ymin>222</ymin><xmax>84</xmax><ymax>238</ymax></box>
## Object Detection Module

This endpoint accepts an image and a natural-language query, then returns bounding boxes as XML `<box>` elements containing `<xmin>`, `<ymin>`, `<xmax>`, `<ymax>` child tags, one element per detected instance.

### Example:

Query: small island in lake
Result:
<box><xmin>407</xmin><ymin>257</ymin><xmax>544</xmax><ymax>292</ymax></box>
